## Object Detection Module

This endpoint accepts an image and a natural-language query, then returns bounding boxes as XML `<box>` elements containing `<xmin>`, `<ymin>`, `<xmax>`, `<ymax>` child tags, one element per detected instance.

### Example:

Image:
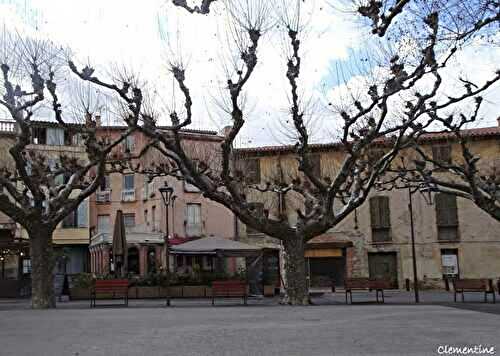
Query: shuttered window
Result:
<box><xmin>244</xmin><ymin>159</ymin><xmax>261</xmax><ymax>184</ymax></box>
<box><xmin>185</xmin><ymin>203</ymin><xmax>202</xmax><ymax>237</ymax></box>
<box><xmin>246</xmin><ymin>202</ymin><xmax>264</xmax><ymax>236</ymax></box>
<box><xmin>370</xmin><ymin>196</ymin><xmax>391</xmax><ymax>242</ymax></box>
<box><xmin>435</xmin><ymin>193</ymin><xmax>459</xmax><ymax>241</ymax></box>
<box><xmin>432</xmin><ymin>145</ymin><xmax>452</xmax><ymax>165</ymax></box>
<box><xmin>309</xmin><ymin>154</ymin><xmax>321</xmax><ymax>179</ymax></box>
<box><xmin>62</xmin><ymin>200</ymin><xmax>88</xmax><ymax>228</ymax></box>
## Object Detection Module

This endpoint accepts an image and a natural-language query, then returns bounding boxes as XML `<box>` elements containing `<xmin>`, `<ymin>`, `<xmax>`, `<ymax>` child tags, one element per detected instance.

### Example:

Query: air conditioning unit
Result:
<box><xmin>121</xmin><ymin>189</ymin><xmax>136</xmax><ymax>202</ymax></box>
<box><xmin>96</xmin><ymin>191</ymin><xmax>111</xmax><ymax>203</ymax></box>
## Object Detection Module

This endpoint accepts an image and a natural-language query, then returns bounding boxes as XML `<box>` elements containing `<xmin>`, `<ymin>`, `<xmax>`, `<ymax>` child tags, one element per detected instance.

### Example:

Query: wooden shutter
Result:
<box><xmin>370</xmin><ymin>196</ymin><xmax>391</xmax><ymax>228</ymax></box>
<box><xmin>245</xmin><ymin>159</ymin><xmax>261</xmax><ymax>184</ymax></box>
<box><xmin>435</xmin><ymin>193</ymin><xmax>458</xmax><ymax>227</ymax></box>
<box><xmin>309</xmin><ymin>154</ymin><xmax>321</xmax><ymax>179</ymax></box>
<box><xmin>432</xmin><ymin>145</ymin><xmax>451</xmax><ymax>165</ymax></box>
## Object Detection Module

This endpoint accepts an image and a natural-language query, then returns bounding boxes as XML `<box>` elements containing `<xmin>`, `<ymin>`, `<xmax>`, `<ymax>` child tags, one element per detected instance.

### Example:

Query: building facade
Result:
<box><xmin>89</xmin><ymin>127</ymin><xmax>237</xmax><ymax>277</ymax></box>
<box><xmin>235</xmin><ymin>124</ymin><xmax>500</xmax><ymax>289</ymax></box>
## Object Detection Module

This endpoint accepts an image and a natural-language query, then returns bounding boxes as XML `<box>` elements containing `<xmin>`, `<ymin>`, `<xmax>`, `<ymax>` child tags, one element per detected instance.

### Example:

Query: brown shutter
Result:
<box><xmin>309</xmin><ymin>154</ymin><xmax>321</xmax><ymax>179</ymax></box>
<box><xmin>245</xmin><ymin>159</ymin><xmax>261</xmax><ymax>184</ymax></box>
<box><xmin>370</xmin><ymin>197</ymin><xmax>381</xmax><ymax>228</ymax></box>
<box><xmin>435</xmin><ymin>193</ymin><xmax>458</xmax><ymax>227</ymax></box>
<box><xmin>379</xmin><ymin>196</ymin><xmax>391</xmax><ymax>228</ymax></box>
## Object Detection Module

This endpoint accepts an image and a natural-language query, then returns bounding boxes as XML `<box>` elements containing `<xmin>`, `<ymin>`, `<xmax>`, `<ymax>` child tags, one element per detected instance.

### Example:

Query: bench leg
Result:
<box><xmin>166</xmin><ymin>296</ymin><xmax>171</xmax><ymax>307</ymax></box>
<box><xmin>244</xmin><ymin>296</ymin><xmax>247</xmax><ymax>306</ymax></box>
<box><xmin>350</xmin><ymin>291</ymin><xmax>353</xmax><ymax>304</ymax></box>
<box><xmin>381</xmin><ymin>290</ymin><xmax>385</xmax><ymax>304</ymax></box>
<box><xmin>454</xmin><ymin>291</ymin><xmax>457</xmax><ymax>302</ymax></box>
<box><xmin>493</xmin><ymin>292</ymin><xmax>496</xmax><ymax>304</ymax></box>
<box><xmin>484</xmin><ymin>291</ymin><xmax>487</xmax><ymax>303</ymax></box>
<box><xmin>212</xmin><ymin>295</ymin><xmax>215</xmax><ymax>306</ymax></box>
<box><xmin>461</xmin><ymin>291</ymin><xmax>465</xmax><ymax>303</ymax></box>
<box><xmin>345</xmin><ymin>291</ymin><xmax>348</xmax><ymax>304</ymax></box>
<box><xmin>376</xmin><ymin>290</ymin><xmax>379</xmax><ymax>303</ymax></box>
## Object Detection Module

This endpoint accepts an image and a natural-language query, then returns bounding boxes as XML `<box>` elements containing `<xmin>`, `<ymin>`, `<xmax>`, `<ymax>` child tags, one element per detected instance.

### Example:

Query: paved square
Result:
<box><xmin>0</xmin><ymin>299</ymin><xmax>499</xmax><ymax>356</ymax></box>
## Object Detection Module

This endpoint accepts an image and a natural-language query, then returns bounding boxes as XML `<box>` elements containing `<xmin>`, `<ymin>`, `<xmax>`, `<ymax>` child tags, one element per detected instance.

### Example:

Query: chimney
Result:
<box><xmin>497</xmin><ymin>116</ymin><xmax>500</xmax><ymax>127</ymax></box>
<box><xmin>95</xmin><ymin>115</ymin><xmax>102</xmax><ymax>127</ymax></box>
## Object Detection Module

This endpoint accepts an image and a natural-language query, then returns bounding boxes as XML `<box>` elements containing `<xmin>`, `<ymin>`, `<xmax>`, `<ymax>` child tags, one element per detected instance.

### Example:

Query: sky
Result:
<box><xmin>0</xmin><ymin>0</ymin><xmax>499</xmax><ymax>147</ymax></box>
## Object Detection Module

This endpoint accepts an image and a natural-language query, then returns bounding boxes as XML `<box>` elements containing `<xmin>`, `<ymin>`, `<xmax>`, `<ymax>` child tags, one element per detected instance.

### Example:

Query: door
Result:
<box><xmin>309</xmin><ymin>257</ymin><xmax>346</xmax><ymax>288</ymax></box>
<box><xmin>368</xmin><ymin>252</ymin><xmax>398</xmax><ymax>288</ymax></box>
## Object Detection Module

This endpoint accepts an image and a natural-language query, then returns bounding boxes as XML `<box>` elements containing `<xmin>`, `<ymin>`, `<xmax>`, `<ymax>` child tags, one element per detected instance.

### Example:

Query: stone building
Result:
<box><xmin>88</xmin><ymin>127</ymin><xmax>237</xmax><ymax>277</ymax></box>
<box><xmin>0</xmin><ymin>120</ymin><xmax>90</xmax><ymax>279</ymax></box>
<box><xmin>235</xmin><ymin>124</ymin><xmax>500</xmax><ymax>289</ymax></box>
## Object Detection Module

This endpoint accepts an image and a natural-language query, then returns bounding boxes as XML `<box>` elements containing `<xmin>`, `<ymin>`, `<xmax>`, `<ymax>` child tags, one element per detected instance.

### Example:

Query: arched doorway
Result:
<box><xmin>127</xmin><ymin>247</ymin><xmax>140</xmax><ymax>275</ymax></box>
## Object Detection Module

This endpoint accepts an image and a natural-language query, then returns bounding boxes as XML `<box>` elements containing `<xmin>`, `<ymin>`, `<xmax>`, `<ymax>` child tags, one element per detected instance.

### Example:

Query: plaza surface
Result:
<box><xmin>1</xmin><ymin>292</ymin><xmax>499</xmax><ymax>356</ymax></box>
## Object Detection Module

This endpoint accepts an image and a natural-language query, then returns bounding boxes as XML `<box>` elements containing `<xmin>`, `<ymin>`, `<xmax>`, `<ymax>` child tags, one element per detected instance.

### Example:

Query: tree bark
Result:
<box><xmin>29</xmin><ymin>227</ymin><xmax>56</xmax><ymax>309</ymax></box>
<box><xmin>281</xmin><ymin>237</ymin><xmax>309</xmax><ymax>305</ymax></box>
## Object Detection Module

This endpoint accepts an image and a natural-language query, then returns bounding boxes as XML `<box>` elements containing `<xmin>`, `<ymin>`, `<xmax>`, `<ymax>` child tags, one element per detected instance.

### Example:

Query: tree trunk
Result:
<box><xmin>29</xmin><ymin>227</ymin><xmax>56</xmax><ymax>309</ymax></box>
<box><xmin>282</xmin><ymin>237</ymin><xmax>309</xmax><ymax>305</ymax></box>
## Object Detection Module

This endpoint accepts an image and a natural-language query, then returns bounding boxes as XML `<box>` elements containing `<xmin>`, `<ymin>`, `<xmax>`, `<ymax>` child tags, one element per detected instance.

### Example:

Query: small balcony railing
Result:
<box><xmin>121</xmin><ymin>189</ymin><xmax>136</xmax><ymax>202</ymax></box>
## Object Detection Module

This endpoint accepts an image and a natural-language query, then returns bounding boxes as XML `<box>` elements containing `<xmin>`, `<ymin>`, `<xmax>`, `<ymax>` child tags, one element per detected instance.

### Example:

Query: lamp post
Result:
<box><xmin>408</xmin><ymin>184</ymin><xmax>434</xmax><ymax>304</ymax></box>
<box><xmin>159</xmin><ymin>182</ymin><xmax>175</xmax><ymax>306</ymax></box>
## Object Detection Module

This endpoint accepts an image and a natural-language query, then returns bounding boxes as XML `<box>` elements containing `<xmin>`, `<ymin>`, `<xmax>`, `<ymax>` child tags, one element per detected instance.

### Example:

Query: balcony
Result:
<box><xmin>121</xmin><ymin>189</ymin><xmax>136</xmax><ymax>202</ymax></box>
<box><xmin>0</xmin><ymin>120</ymin><xmax>17</xmax><ymax>133</ymax></box>
<box><xmin>96</xmin><ymin>191</ymin><xmax>111</xmax><ymax>203</ymax></box>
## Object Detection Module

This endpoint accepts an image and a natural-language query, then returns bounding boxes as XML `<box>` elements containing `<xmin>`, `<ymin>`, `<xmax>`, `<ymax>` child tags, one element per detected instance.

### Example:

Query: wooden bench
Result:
<box><xmin>452</xmin><ymin>279</ymin><xmax>495</xmax><ymax>303</ymax></box>
<box><xmin>212</xmin><ymin>280</ymin><xmax>248</xmax><ymax>306</ymax></box>
<box><xmin>90</xmin><ymin>279</ymin><xmax>129</xmax><ymax>307</ymax></box>
<box><xmin>344</xmin><ymin>278</ymin><xmax>391</xmax><ymax>304</ymax></box>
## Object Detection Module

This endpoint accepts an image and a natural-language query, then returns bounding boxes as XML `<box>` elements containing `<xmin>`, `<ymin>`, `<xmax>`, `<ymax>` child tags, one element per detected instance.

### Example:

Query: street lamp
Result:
<box><xmin>159</xmin><ymin>181</ymin><xmax>175</xmax><ymax>306</ymax></box>
<box><xmin>408</xmin><ymin>183</ymin><xmax>434</xmax><ymax>304</ymax></box>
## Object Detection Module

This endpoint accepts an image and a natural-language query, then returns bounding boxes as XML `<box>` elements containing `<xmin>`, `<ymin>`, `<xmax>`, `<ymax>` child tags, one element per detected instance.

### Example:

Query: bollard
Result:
<box><xmin>444</xmin><ymin>277</ymin><xmax>450</xmax><ymax>291</ymax></box>
<box><xmin>405</xmin><ymin>278</ymin><xmax>410</xmax><ymax>291</ymax></box>
<box><xmin>331</xmin><ymin>279</ymin><xmax>335</xmax><ymax>293</ymax></box>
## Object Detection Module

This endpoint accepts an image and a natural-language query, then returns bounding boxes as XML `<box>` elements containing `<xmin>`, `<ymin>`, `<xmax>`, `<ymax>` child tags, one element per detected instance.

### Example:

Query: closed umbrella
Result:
<box><xmin>112</xmin><ymin>210</ymin><xmax>127</xmax><ymax>277</ymax></box>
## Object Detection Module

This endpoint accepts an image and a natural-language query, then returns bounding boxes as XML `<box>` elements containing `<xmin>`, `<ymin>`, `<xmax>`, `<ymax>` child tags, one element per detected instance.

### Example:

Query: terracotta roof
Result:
<box><xmin>235</xmin><ymin>125</ymin><xmax>500</xmax><ymax>156</ymax></box>
<box><xmin>306</xmin><ymin>233</ymin><xmax>353</xmax><ymax>249</ymax></box>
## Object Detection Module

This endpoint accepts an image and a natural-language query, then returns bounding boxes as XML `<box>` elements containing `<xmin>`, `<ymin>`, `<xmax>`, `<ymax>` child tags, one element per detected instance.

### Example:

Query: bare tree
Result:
<box><xmin>0</xmin><ymin>33</ymin><xmax>136</xmax><ymax>308</ymax></box>
<box><xmin>71</xmin><ymin>0</ymin><xmax>499</xmax><ymax>304</ymax></box>
<box><xmin>402</xmin><ymin>112</ymin><xmax>500</xmax><ymax>221</ymax></box>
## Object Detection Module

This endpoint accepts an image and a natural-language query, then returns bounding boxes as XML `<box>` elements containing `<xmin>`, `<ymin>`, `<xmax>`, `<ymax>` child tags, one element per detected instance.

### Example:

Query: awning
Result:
<box><xmin>306</xmin><ymin>233</ymin><xmax>353</xmax><ymax>250</ymax></box>
<box><xmin>170</xmin><ymin>236</ymin><xmax>261</xmax><ymax>257</ymax></box>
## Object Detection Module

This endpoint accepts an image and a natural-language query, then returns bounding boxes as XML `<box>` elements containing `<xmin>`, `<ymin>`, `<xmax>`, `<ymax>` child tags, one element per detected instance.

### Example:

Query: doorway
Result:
<box><xmin>368</xmin><ymin>252</ymin><xmax>398</xmax><ymax>288</ymax></box>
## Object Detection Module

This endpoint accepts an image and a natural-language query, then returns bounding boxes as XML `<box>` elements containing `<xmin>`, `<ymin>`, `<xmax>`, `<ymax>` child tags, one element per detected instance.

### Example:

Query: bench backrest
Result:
<box><xmin>212</xmin><ymin>280</ymin><xmax>247</xmax><ymax>295</ymax></box>
<box><xmin>453</xmin><ymin>279</ymin><xmax>488</xmax><ymax>290</ymax></box>
<box><xmin>368</xmin><ymin>279</ymin><xmax>392</xmax><ymax>290</ymax></box>
<box><xmin>94</xmin><ymin>279</ymin><xmax>129</xmax><ymax>292</ymax></box>
<box><xmin>345</xmin><ymin>278</ymin><xmax>371</xmax><ymax>289</ymax></box>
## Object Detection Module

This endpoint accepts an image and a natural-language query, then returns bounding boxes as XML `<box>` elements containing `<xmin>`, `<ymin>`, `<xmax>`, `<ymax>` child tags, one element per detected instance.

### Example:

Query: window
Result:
<box><xmin>370</xmin><ymin>196</ymin><xmax>391</xmax><ymax>242</ymax></box>
<box><xmin>46</xmin><ymin>128</ymin><xmax>65</xmax><ymax>146</ymax></box>
<box><xmin>123</xmin><ymin>135</ymin><xmax>135</xmax><ymax>153</ymax></box>
<box><xmin>97</xmin><ymin>215</ymin><xmax>110</xmax><ymax>233</ymax></box>
<box><xmin>22</xmin><ymin>259</ymin><xmax>32</xmax><ymax>274</ymax></box>
<box><xmin>62</xmin><ymin>200</ymin><xmax>88</xmax><ymax>228</ymax></box>
<box><xmin>99</xmin><ymin>175</ymin><xmax>110</xmax><ymax>191</ymax></box>
<box><xmin>246</xmin><ymin>202</ymin><xmax>264</xmax><ymax>236</ymax></box>
<box><xmin>123</xmin><ymin>213</ymin><xmax>136</xmax><ymax>228</ymax></box>
<box><xmin>185</xmin><ymin>203</ymin><xmax>202</xmax><ymax>237</ymax></box>
<box><xmin>435</xmin><ymin>193</ymin><xmax>459</xmax><ymax>241</ymax></box>
<box><xmin>143</xmin><ymin>179</ymin><xmax>149</xmax><ymax>200</ymax></box>
<box><xmin>243</xmin><ymin>159</ymin><xmax>261</xmax><ymax>184</ymax></box>
<box><xmin>432</xmin><ymin>144</ymin><xmax>452</xmax><ymax>166</ymax></box>
<box><xmin>123</xmin><ymin>174</ymin><xmax>135</xmax><ymax>190</ymax></box>
<box><xmin>31</xmin><ymin>127</ymin><xmax>46</xmax><ymax>144</ymax></box>
<box><xmin>122</xmin><ymin>174</ymin><xmax>135</xmax><ymax>201</ymax></box>
<box><xmin>308</xmin><ymin>154</ymin><xmax>321</xmax><ymax>179</ymax></box>
<box><xmin>48</xmin><ymin>158</ymin><xmax>65</xmax><ymax>185</ymax></box>
<box><xmin>144</xmin><ymin>209</ymin><xmax>149</xmax><ymax>226</ymax></box>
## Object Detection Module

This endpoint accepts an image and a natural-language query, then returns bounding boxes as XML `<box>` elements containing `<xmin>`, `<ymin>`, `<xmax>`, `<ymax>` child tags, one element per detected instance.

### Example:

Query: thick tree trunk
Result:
<box><xmin>29</xmin><ymin>227</ymin><xmax>56</xmax><ymax>309</ymax></box>
<box><xmin>281</xmin><ymin>237</ymin><xmax>309</xmax><ymax>305</ymax></box>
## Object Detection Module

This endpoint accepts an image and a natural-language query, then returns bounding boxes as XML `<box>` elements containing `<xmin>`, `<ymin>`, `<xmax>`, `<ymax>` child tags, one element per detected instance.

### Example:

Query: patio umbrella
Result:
<box><xmin>112</xmin><ymin>210</ymin><xmax>127</xmax><ymax>277</ymax></box>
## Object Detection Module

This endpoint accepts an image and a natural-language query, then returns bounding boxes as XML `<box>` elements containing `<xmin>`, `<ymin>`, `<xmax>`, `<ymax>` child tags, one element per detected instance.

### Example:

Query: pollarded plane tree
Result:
<box><xmin>0</xmin><ymin>33</ymin><xmax>137</xmax><ymax>309</ymax></box>
<box><xmin>71</xmin><ymin>0</ymin><xmax>499</xmax><ymax>305</ymax></box>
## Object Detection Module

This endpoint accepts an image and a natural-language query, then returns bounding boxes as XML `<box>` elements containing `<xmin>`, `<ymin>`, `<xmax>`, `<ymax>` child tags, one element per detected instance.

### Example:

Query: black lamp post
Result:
<box><xmin>408</xmin><ymin>184</ymin><xmax>434</xmax><ymax>304</ymax></box>
<box><xmin>159</xmin><ymin>182</ymin><xmax>175</xmax><ymax>306</ymax></box>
